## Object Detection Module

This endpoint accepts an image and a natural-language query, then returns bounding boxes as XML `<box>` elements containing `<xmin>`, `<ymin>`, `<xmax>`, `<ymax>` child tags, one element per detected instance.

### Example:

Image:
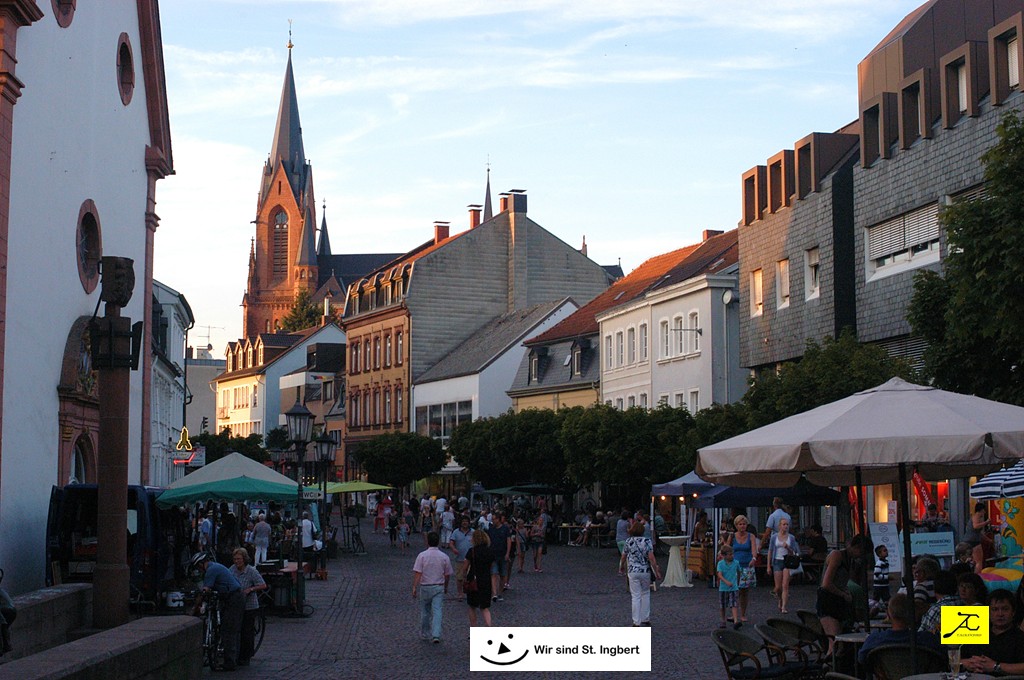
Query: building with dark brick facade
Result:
<box><xmin>739</xmin><ymin>0</ymin><xmax>1024</xmax><ymax>372</ymax></box>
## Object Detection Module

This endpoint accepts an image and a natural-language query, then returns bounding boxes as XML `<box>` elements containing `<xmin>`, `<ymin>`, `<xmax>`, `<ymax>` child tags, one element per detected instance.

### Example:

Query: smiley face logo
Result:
<box><xmin>480</xmin><ymin>633</ymin><xmax>529</xmax><ymax>666</ymax></box>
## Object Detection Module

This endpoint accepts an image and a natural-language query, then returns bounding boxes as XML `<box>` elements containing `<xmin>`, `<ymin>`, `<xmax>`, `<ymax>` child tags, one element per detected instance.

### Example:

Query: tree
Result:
<box><xmin>352</xmin><ymin>432</ymin><xmax>446</xmax><ymax>488</ymax></box>
<box><xmin>449</xmin><ymin>409</ymin><xmax>568</xmax><ymax>489</ymax></box>
<box><xmin>279</xmin><ymin>289</ymin><xmax>335</xmax><ymax>332</ymax></box>
<box><xmin>741</xmin><ymin>330</ymin><xmax>917</xmax><ymax>428</ymax></box>
<box><xmin>264</xmin><ymin>426</ymin><xmax>289</xmax><ymax>451</ymax></box>
<box><xmin>191</xmin><ymin>428</ymin><xmax>268</xmax><ymax>464</ymax></box>
<box><xmin>908</xmin><ymin>111</ymin><xmax>1024</xmax><ymax>404</ymax></box>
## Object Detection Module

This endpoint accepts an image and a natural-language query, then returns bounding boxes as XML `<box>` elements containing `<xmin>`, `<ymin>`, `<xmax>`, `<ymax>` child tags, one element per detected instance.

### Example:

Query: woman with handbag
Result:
<box><xmin>462</xmin><ymin>529</ymin><xmax>495</xmax><ymax>626</ymax></box>
<box><xmin>766</xmin><ymin>518</ymin><xmax>800</xmax><ymax>613</ymax></box>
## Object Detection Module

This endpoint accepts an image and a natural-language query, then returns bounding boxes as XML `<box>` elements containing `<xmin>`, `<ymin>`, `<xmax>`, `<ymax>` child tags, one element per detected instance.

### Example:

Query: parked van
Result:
<box><xmin>45</xmin><ymin>484</ymin><xmax>191</xmax><ymax>608</ymax></box>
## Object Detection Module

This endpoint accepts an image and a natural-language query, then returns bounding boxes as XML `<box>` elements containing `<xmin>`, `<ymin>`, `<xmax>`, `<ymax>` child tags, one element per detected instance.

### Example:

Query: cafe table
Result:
<box><xmin>659</xmin><ymin>535</ymin><xmax>692</xmax><ymax>588</ymax></box>
<box><xmin>834</xmin><ymin>631</ymin><xmax>870</xmax><ymax>677</ymax></box>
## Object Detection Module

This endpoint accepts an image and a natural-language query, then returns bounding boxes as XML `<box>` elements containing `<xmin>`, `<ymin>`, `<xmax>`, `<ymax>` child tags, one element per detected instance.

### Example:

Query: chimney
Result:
<box><xmin>507</xmin><ymin>189</ymin><xmax>527</xmax><ymax>213</ymax></box>
<box><xmin>702</xmin><ymin>229</ymin><xmax>724</xmax><ymax>242</ymax></box>
<box><xmin>499</xmin><ymin>193</ymin><xmax>510</xmax><ymax>212</ymax></box>
<box><xmin>468</xmin><ymin>204</ymin><xmax>482</xmax><ymax>229</ymax></box>
<box><xmin>580</xmin><ymin>235</ymin><xmax>588</xmax><ymax>257</ymax></box>
<box><xmin>433</xmin><ymin>221</ymin><xmax>450</xmax><ymax>244</ymax></box>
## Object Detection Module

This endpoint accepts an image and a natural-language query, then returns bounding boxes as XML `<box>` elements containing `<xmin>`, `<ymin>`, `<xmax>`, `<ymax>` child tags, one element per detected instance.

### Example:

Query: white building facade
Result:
<box><xmin>598</xmin><ymin>233</ymin><xmax>747</xmax><ymax>413</ymax></box>
<box><xmin>0</xmin><ymin>2</ymin><xmax>172</xmax><ymax>593</ymax></box>
<box><xmin>149</xmin><ymin>281</ymin><xmax>194</xmax><ymax>487</ymax></box>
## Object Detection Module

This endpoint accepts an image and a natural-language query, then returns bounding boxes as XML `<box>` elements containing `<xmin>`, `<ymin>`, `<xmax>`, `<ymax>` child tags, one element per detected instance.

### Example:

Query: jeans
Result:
<box><xmin>219</xmin><ymin>589</ymin><xmax>245</xmax><ymax>667</ymax></box>
<box><xmin>627</xmin><ymin>572</ymin><xmax>651</xmax><ymax>626</ymax></box>
<box><xmin>419</xmin><ymin>584</ymin><xmax>444</xmax><ymax>640</ymax></box>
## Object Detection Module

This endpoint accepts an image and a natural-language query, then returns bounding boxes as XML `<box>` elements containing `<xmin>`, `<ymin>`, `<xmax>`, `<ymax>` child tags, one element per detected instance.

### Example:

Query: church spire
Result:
<box><xmin>296</xmin><ymin>203</ymin><xmax>317</xmax><ymax>267</ymax></box>
<box><xmin>247</xmin><ymin>237</ymin><xmax>258</xmax><ymax>289</ymax></box>
<box><xmin>266</xmin><ymin>45</ymin><xmax>306</xmax><ymax>197</ymax></box>
<box><xmin>317</xmin><ymin>199</ymin><xmax>331</xmax><ymax>257</ymax></box>
<box><xmin>483</xmin><ymin>165</ymin><xmax>493</xmax><ymax>221</ymax></box>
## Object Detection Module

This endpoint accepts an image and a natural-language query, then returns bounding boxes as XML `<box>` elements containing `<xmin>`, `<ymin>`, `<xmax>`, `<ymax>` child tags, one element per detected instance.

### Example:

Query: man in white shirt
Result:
<box><xmin>761</xmin><ymin>497</ymin><xmax>792</xmax><ymax>547</ymax></box>
<box><xmin>412</xmin><ymin>532</ymin><xmax>453</xmax><ymax>643</ymax></box>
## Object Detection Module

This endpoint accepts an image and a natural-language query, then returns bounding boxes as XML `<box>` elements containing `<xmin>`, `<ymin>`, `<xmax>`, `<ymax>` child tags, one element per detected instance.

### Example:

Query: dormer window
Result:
<box><xmin>529</xmin><ymin>354</ymin><xmax>539</xmax><ymax>383</ymax></box>
<box><xmin>572</xmin><ymin>348</ymin><xmax>582</xmax><ymax>376</ymax></box>
<box><xmin>226</xmin><ymin>354</ymin><xmax>233</xmax><ymax>372</ymax></box>
<box><xmin>384</xmin><ymin>285</ymin><xmax>392</xmax><ymax>306</ymax></box>
<box><xmin>258</xmin><ymin>346</ymin><xmax>264</xmax><ymax>364</ymax></box>
<box><xmin>247</xmin><ymin>347</ymin><xmax>253</xmax><ymax>367</ymax></box>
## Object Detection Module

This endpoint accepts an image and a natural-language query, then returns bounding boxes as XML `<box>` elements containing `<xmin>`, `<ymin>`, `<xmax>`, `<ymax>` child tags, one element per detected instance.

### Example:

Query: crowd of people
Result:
<box><xmin>406</xmin><ymin>495</ymin><xmax>556</xmax><ymax>642</ymax></box>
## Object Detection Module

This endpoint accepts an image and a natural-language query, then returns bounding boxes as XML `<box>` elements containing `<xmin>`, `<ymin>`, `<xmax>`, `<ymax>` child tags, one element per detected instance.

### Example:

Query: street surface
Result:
<box><xmin>223</xmin><ymin>526</ymin><xmax>818</xmax><ymax>679</ymax></box>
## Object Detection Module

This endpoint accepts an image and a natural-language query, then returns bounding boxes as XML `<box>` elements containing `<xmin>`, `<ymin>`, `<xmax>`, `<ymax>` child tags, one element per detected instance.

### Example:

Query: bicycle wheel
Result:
<box><xmin>253</xmin><ymin>607</ymin><xmax>266</xmax><ymax>654</ymax></box>
<box><xmin>206</xmin><ymin>613</ymin><xmax>223</xmax><ymax>670</ymax></box>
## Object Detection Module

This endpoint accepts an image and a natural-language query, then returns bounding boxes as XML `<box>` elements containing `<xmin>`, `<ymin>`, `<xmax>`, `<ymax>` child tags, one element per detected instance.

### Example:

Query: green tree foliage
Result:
<box><xmin>353</xmin><ymin>432</ymin><xmax>446</xmax><ymax>488</ymax></box>
<box><xmin>450</xmin><ymin>409</ymin><xmax>567</xmax><ymax>489</ymax></box>
<box><xmin>742</xmin><ymin>331</ymin><xmax>917</xmax><ymax>428</ymax></box>
<box><xmin>191</xmin><ymin>428</ymin><xmax>268</xmax><ymax>464</ymax></box>
<box><xmin>908</xmin><ymin>111</ymin><xmax>1024</xmax><ymax>404</ymax></box>
<box><xmin>279</xmin><ymin>289</ymin><xmax>336</xmax><ymax>332</ymax></box>
<box><xmin>264</xmin><ymin>426</ymin><xmax>290</xmax><ymax>451</ymax></box>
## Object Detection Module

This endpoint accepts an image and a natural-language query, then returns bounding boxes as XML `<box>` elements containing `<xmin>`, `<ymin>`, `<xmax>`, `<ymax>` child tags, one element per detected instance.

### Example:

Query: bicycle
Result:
<box><xmin>197</xmin><ymin>590</ymin><xmax>225</xmax><ymax>671</ymax></box>
<box><xmin>252</xmin><ymin>591</ymin><xmax>271</xmax><ymax>654</ymax></box>
<box><xmin>351</xmin><ymin>528</ymin><xmax>366</xmax><ymax>555</ymax></box>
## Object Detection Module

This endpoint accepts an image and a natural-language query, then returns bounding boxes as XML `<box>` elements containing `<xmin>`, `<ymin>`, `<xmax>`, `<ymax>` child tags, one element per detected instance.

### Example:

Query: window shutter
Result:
<box><xmin>955</xmin><ymin>184</ymin><xmax>988</xmax><ymax>203</ymax></box>
<box><xmin>904</xmin><ymin>203</ymin><xmax>939</xmax><ymax>247</ymax></box>
<box><xmin>867</xmin><ymin>216</ymin><xmax>905</xmax><ymax>260</ymax></box>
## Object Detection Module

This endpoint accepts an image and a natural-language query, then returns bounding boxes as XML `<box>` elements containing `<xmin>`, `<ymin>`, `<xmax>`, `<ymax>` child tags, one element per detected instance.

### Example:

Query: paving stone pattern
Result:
<box><xmin>227</xmin><ymin>526</ymin><xmax>819</xmax><ymax>679</ymax></box>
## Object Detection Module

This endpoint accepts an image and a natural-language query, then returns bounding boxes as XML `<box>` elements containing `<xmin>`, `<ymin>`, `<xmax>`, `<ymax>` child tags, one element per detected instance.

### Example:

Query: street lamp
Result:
<box><xmin>314</xmin><ymin>431</ymin><xmax>335</xmax><ymax>554</ymax></box>
<box><xmin>285</xmin><ymin>400</ymin><xmax>313</xmax><ymax>616</ymax></box>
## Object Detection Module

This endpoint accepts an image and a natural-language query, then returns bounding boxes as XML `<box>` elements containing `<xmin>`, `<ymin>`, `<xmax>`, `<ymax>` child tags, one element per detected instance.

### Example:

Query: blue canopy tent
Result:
<box><xmin>690</xmin><ymin>477</ymin><xmax>841</xmax><ymax>509</ymax></box>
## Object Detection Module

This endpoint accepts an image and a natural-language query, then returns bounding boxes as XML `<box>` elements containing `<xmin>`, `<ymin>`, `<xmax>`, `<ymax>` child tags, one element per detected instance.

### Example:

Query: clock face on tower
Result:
<box><xmin>76</xmin><ymin>201</ymin><xmax>102</xmax><ymax>294</ymax></box>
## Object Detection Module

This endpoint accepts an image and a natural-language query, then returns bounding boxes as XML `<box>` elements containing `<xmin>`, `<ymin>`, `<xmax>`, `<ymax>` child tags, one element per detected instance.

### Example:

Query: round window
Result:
<box><xmin>52</xmin><ymin>0</ymin><xmax>76</xmax><ymax>28</ymax></box>
<box><xmin>117</xmin><ymin>33</ymin><xmax>134</xmax><ymax>106</ymax></box>
<box><xmin>76</xmin><ymin>200</ymin><xmax>102</xmax><ymax>294</ymax></box>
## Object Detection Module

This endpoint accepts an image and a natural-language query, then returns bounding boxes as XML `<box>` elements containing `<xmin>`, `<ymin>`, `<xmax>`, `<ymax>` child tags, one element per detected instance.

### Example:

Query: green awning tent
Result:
<box><xmin>156</xmin><ymin>452</ymin><xmax>306</xmax><ymax>507</ymax></box>
<box><xmin>326</xmin><ymin>481</ymin><xmax>392</xmax><ymax>494</ymax></box>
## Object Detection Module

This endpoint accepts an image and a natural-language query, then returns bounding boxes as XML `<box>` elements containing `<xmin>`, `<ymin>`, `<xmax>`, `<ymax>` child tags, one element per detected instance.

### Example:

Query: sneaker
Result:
<box><xmin>432</xmin><ymin>638</ymin><xmax>441</xmax><ymax>644</ymax></box>
<box><xmin>497</xmin><ymin>595</ymin><xmax>505</xmax><ymax>602</ymax></box>
<box><xmin>492</xmin><ymin>596</ymin><xmax>498</xmax><ymax>602</ymax></box>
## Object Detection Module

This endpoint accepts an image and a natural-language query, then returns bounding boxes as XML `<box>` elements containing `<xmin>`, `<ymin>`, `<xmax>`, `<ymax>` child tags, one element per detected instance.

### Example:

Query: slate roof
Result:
<box><xmin>317</xmin><ymin>252</ymin><xmax>404</xmax><ymax>290</ymax></box>
<box><xmin>507</xmin><ymin>337</ymin><xmax>600</xmax><ymax>396</ymax></box>
<box><xmin>417</xmin><ymin>298</ymin><xmax>576</xmax><ymax>384</ymax></box>
<box><xmin>602</xmin><ymin>264</ymin><xmax>625</xmax><ymax>280</ymax></box>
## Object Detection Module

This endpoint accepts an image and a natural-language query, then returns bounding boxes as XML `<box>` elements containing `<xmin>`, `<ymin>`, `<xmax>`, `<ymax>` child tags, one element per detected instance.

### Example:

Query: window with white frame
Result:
<box><xmin>688</xmin><ymin>311</ymin><xmax>700</xmax><ymax>353</ymax></box>
<box><xmin>396</xmin><ymin>331</ymin><xmax>404</xmax><ymax>364</ymax></box>
<box><xmin>660</xmin><ymin>321</ymin><xmax>670</xmax><ymax>358</ymax></box>
<box><xmin>572</xmin><ymin>347</ymin><xmax>582</xmax><ymax>376</ymax></box>
<box><xmin>776</xmin><ymin>259</ymin><xmax>790</xmax><ymax>309</ymax></box>
<box><xmin>688</xmin><ymin>389</ymin><xmax>700</xmax><ymax>414</ymax></box>
<box><xmin>673</xmin><ymin>316</ymin><xmax>684</xmax><ymax>355</ymax></box>
<box><xmin>385</xmin><ymin>335</ymin><xmax>392</xmax><ymax>367</ymax></box>
<box><xmin>805</xmin><ymin>248</ymin><xmax>820</xmax><ymax>299</ymax></box>
<box><xmin>639</xmin><ymin>393</ymin><xmax>648</xmax><ymax>409</ymax></box>
<box><xmin>384</xmin><ymin>390</ymin><xmax>392</xmax><ymax>423</ymax></box>
<box><xmin>529</xmin><ymin>354</ymin><xmax>539</xmax><ymax>382</ymax></box>
<box><xmin>605</xmin><ymin>400</ymin><xmax>612</xmax><ymax>406</ymax></box>
<box><xmin>658</xmin><ymin>394</ymin><xmax>669</xmax><ymax>406</ymax></box>
<box><xmin>395</xmin><ymin>387</ymin><xmax>403</xmax><ymax>422</ymax></box>
<box><xmin>866</xmin><ymin>202</ymin><xmax>940</xmax><ymax>277</ymax></box>
<box><xmin>639</xmin><ymin>323</ymin><xmax>648</xmax><ymax>361</ymax></box>
<box><xmin>674</xmin><ymin>393</ymin><xmax>685</xmax><ymax>408</ymax></box>
<box><xmin>615</xmin><ymin>398</ymin><xmax>624</xmax><ymax>411</ymax></box>
<box><xmin>750</xmin><ymin>269</ymin><xmax>763</xmax><ymax>316</ymax></box>
<box><xmin>627</xmin><ymin>327</ymin><xmax>636</xmax><ymax>363</ymax></box>
<box><xmin>627</xmin><ymin>395</ymin><xmax>635</xmax><ymax>409</ymax></box>
<box><xmin>605</xmin><ymin>335</ymin><xmax>613</xmax><ymax>369</ymax></box>
<box><xmin>374</xmin><ymin>336</ymin><xmax>382</xmax><ymax>368</ymax></box>
<box><xmin>615</xmin><ymin>331</ymin><xmax>623</xmax><ymax>366</ymax></box>
<box><xmin>364</xmin><ymin>342</ymin><xmax>371</xmax><ymax>370</ymax></box>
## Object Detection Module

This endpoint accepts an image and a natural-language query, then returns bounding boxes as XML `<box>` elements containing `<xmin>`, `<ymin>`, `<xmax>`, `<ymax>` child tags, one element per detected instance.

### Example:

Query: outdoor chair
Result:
<box><xmin>864</xmin><ymin>644</ymin><xmax>946</xmax><ymax>680</ymax></box>
<box><xmin>754</xmin><ymin>624</ymin><xmax>826</xmax><ymax>680</ymax></box>
<box><xmin>764</xmin><ymin>618</ymin><xmax>826</xmax><ymax>663</ymax></box>
<box><xmin>711</xmin><ymin>629</ymin><xmax>798</xmax><ymax>680</ymax></box>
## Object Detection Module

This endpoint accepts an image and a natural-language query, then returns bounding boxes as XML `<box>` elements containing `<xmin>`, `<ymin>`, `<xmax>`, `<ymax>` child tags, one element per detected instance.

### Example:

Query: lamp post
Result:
<box><xmin>314</xmin><ymin>432</ymin><xmax>334</xmax><ymax>538</ymax></box>
<box><xmin>285</xmin><ymin>400</ymin><xmax>313</xmax><ymax>616</ymax></box>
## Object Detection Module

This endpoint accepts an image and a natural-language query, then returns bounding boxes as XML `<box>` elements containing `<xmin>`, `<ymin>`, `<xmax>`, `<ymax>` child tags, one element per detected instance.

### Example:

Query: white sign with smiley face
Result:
<box><xmin>469</xmin><ymin>627</ymin><xmax>651</xmax><ymax>672</ymax></box>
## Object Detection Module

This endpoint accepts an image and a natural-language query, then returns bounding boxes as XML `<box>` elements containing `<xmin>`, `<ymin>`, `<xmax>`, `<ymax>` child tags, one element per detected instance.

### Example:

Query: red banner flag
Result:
<box><xmin>912</xmin><ymin>471</ymin><xmax>933</xmax><ymax>516</ymax></box>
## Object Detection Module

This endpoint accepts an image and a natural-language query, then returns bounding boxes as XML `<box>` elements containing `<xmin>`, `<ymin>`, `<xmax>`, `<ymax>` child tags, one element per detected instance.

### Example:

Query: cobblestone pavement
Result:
<box><xmin>224</xmin><ymin>526</ymin><xmax>819</xmax><ymax>679</ymax></box>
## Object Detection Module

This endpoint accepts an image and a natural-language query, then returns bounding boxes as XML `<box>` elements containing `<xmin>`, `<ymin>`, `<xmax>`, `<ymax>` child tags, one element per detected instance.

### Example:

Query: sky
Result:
<box><xmin>153</xmin><ymin>0</ymin><xmax>926</xmax><ymax>354</ymax></box>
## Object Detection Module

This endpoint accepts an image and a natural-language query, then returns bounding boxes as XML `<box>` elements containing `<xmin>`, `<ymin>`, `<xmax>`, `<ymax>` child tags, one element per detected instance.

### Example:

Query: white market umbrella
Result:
<box><xmin>697</xmin><ymin>377</ymin><xmax>1024</xmax><ymax>673</ymax></box>
<box><xmin>970</xmin><ymin>459</ymin><xmax>1024</xmax><ymax>499</ymax></box>
<box><xmin>696</xmin><ymin>378</ymin><xmax>1024</xmax><ymax>488</ymax></box>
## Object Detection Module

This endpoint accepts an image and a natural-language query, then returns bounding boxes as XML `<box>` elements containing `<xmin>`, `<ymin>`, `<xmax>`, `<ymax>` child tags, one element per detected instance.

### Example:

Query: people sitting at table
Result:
<box><xmin>801</xmin><ymin>524</ymin><xmax>828</xmax><ymax>562</ymax></box>
<box><xmin>571</xmin><ymin>513</ymin><xmax>594</xmax><ymax>546</ymax></box>
<box><xmin>918</xmin><ymin>570</ymin><xmax>960</xmax><ymax>635</ymax></box>
<box><xmin>692</xmin><ymin>511</ymin><xmax>709</xmax><ymax>546</ymax></box>
<box><xmin>962</xmin><ymin>589</ymin><xmax>1024</xmax><ymax>676</ymax></box>
<box><xmin>857</xmin><ymin>593</ymin><xmax>942</xmax><ymax>668</ymax></box>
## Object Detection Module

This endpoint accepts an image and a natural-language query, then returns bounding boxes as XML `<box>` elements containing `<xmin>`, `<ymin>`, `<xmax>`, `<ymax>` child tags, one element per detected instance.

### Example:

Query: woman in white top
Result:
<box><xmin>766</xmin><ymin>518</ymin><xmax>799</xmax><ymax>614</ymax></box>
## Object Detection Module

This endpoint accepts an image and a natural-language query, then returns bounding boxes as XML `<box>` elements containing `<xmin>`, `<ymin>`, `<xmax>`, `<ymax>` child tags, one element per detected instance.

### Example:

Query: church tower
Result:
<box><xmin>243</xmin><ymin>43</ymin><xmax>318</xmax><ymax>336</ymax></box>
